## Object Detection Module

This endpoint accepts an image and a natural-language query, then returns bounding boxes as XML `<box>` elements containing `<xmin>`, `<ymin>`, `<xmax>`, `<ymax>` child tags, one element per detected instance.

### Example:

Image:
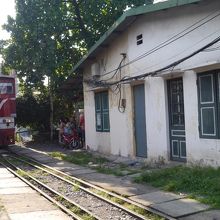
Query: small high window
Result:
<box><xmin>136</xmin><ymin>34</ymin><xmax>143</xmax><ymax>45</ymax></box>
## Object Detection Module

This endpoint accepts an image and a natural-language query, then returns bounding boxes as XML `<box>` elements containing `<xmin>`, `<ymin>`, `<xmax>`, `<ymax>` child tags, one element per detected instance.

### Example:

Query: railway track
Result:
<box><xmin>0</xmin><ymin>150</ymin><xmax>176</xmax><ymax>220</ymax></box>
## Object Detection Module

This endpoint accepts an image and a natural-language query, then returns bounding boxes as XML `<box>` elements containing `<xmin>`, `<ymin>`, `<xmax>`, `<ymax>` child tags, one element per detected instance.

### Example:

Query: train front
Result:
<box><xmin>0</xmin><ymin>76</ymin><xmax>16</xmax><ymax>146</ymax></box>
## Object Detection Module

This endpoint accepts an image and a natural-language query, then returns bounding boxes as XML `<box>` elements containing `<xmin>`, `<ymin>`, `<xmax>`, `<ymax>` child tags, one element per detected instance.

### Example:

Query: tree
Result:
<box><xmin>16</xmin><ymin>93</ymin><xmax>50</xmax><ymax>131</ymax></box>
<box><xmin>1</xmin><ymin>0</ymin><xmax>153</xmax><ymax>139</ymax></box>
<box><xmin>69</xmin><ymin>0</ymin><xmax>152</xmax><ymax>48</ymax></box>
<box><xmin>2</xmin><ymin>0</ymin><xmax>82</xmax><ymax>140</ymax></box>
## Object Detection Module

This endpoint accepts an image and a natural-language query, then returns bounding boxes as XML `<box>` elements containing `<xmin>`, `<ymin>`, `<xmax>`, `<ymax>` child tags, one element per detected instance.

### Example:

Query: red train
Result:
<box><xmin>0</xmin><ymin>75</ymin><xmax>16</xmax><ymax>146</ymax></box>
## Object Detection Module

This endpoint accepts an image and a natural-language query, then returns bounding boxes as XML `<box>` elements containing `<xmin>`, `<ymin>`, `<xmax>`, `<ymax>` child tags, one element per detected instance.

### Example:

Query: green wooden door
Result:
<box><xmin>167</xmin><ymin>78</ymin><xmax>186</xmax><ymax>161</ymax></box>
<box><xmin>133</xmin><ymin>84</ymin><xmax>147</xmax><ymax>157</ymax></box>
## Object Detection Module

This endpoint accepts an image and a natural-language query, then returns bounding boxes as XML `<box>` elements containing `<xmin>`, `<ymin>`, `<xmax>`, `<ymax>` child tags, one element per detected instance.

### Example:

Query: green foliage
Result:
<box><xmin>69</xmin><ymin>0</ymin><xmax>150</xmax><ymax>48</ymax></box>
<box><xmin>16</xmin><ymin>91</ymin><xmax>76</xmax><ymax>131</ymax></box>
<box><xmin>16</xmin><ymin>93</ymin><xmax>50</xmax><ymax>131</ymax></box>
<box><xmin>1</xmin><ymin>0</ymin><xmax>152</xmax><ymax>89</ymax></box>
<box><xmin>1</xmin><ymin>0</ymin><xmax>153</xmax><ymax>130</ymax></box>
<box><xmin>2</xmin><ymin>0</ymin><xmax>81</xmax><ymax>91</ymax></box>
<box><xmin>135</xmin><ymin>165</ymin><xmax>220</xmax><ymax>208</ymax></box>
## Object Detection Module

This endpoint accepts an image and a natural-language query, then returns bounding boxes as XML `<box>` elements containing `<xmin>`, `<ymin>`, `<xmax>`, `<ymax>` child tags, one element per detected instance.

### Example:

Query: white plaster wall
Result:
<box><xmin>83</xmin><ymin>0</ymin><xmax>220</xmax><ymax>165</ymax></box>
<box><xmin>145</xmin><ymin>77</ymin><xmax>169</xmax><ymax>162</ymax></box>
<box><xmin>183</xmin><ymin>71</ymin><xmax>220</xmax><ymax>166</ymax></box>
<box><xmin>109</xmin><ymin>84</ymin><xmax>134</xmax><ymax>157</ymax></box>
<box><xmin>83</xmin><ymin>29</ymin><xmax>136</xmax><ymax>157</ymax></box>
<box><xmin>125</xmin><ymin>0</ymin><xmax>220</xmax><ymax>165</ymax></box>
<box><xmin>127</xmin><ymin>0</ymin><xmax>220</xmax><ymax>76</ymax></box>
<box><xmin>83</xmin><ymin>77</ymin><xmax>98</xmax><ymax>151</ymax></box>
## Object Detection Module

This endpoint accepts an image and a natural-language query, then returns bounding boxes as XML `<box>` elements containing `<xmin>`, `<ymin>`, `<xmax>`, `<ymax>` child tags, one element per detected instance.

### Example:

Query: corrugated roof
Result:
<box><xmin>71</xmin><ymin>0</ymin><xmax>202</xmax><ymax>73</ymax></box>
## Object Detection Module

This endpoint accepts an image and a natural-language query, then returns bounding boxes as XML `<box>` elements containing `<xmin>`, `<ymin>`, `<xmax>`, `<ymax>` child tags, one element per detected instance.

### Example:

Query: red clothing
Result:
<box><xmin>79</xmin><ymin>114</ymin><xmax>85</xmax><ymax>130</ymax></box>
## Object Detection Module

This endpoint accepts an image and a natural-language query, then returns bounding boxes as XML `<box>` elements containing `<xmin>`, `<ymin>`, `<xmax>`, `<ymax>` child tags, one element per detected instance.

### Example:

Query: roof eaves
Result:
<box><xmin>72</xmin><ymin>0</ymin><xmax>201</xmax><ymax>73</ymax></box>
<box><xmin>71</xmin><ymin>12</ymin><xmax>129</xmax><ymax>73</ymax></box>
<box><xmin>129</xmin><ymin>0</ymin><xmax>201</xmax><ymax>17</ymax></box>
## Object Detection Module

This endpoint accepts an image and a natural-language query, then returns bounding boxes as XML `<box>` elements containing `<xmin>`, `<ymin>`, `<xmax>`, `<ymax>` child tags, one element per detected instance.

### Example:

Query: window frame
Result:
<box><xmin>0</xmin><ymin>82</ymin><xmax>13</xmax><ymax>94</ymax></box>
<box><xmin>197</xmin><ymin>70</ymin><xmax>220</xmax><ymax>139</ymax></box>
<box><xmin>95</xmin><ymin>91</ymin><xmax>110</xmax><ymax>132</ymax></box>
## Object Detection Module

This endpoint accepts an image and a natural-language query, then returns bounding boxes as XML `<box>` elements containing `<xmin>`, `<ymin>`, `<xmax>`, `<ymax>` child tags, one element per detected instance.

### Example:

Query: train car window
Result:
<box><xmin>0</xmin><ymin>83</ymin><xmax>13</xmax><ymax>94</ymax></box>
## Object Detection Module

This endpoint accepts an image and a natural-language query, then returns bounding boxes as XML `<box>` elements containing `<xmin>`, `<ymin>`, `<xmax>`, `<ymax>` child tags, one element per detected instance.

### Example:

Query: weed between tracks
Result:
<box><xmin>15</xmin><ymin>167</ymin><xmax>94</xmax><ymax>220</ymax></box>
<box><xmin>6</xmin><ymin>157</ymin><xmax>23</xmax><ymax>167</ymax></box>
<box><xmin>16</xmin><ymin>169</ymin><xmax>28</xmax><ymax>177</ymax></box>
<box><xmin>55</xmin><ymin>195</ymin><xmax>95</xmax><ymax>220</ymax></box>
<box><xmin>72</xmin><ymin>184</ymin><xmax>80</xmax><ymax>192</ymax></box>
<box><xmin>12</xmin><ymin>154</ymin><xmax>162</xmax><ymax>219</ymax></box>
<box><xmin>91</xmin><ymin>189</ymin><xmax>164</xmax><ymax>220</ymax></box>
<box><xmin>50</xmin><ymin>151</ymin><xmax>220</xmax><ymax>209</ymax></box>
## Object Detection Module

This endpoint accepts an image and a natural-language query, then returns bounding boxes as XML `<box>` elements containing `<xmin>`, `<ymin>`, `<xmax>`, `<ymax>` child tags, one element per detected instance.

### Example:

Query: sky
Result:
<box><xmin>0</xmin><ymin>0</ymin><xmax>15</xmax><ymax>40</ymax></box>
<box><xmin>0</xmin><ymin>0</ymin><xmax>15</xmax><ymax>63</ymax></box>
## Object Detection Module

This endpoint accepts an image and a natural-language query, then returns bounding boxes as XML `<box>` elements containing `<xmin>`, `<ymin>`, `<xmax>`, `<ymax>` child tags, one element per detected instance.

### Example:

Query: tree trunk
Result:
<box><xmin>71</xmin><ymin>0</ymin><xmax>93</xmax><ymax>47</ymax></box>
<box><xmin>49</xmin><ymin>77</ymin><xmax>54</xmax><ymax>142</ymax></box>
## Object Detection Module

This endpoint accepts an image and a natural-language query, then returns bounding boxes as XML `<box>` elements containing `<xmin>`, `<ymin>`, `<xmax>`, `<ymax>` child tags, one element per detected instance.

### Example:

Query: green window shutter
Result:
<box><xmin>102</xmin><ymin>92</ymin><xmax>110</xmax><ymax>131</ymax></box>
<box><xmin>218</xmin><ymin>72</ymin><xmax>220</xmax><ymax>138</ymax></box>
<box><xmin>95</xmin><ymin>93</ymin><xmax>102</xmax><ymax>131</ymax></box>
<box><xmin>198</xmin><ymin>73</ymin><xmax>218</xmax><ymax>138</ymax></box>
<box><xmin>95</xmin><ymin>91</ymin><xmax>110</xmax><ymax>132</ymax></box>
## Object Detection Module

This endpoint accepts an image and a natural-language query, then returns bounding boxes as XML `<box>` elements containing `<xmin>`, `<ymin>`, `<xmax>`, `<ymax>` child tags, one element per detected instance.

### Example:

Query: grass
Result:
<box><xmin>91</xmin><ymin>189</ymin><xmax>163</xmax><ymax>219</ymax></box>
<box><xmin>49</xmin><ymin>151</ymin><xmax>108</xmax><ymax>166</ymax></box>
<box><xmin>95</xmin><ymin>166</ymin><xmax>124</xmax><ymax>176</ymax></box>
<box><xmin>55</xmin><ymin>196</ymin><xmax>95</xmax><ymax>220</ymax></box>
<box><xmin>49</xmin><ymin>151</ymin><xmax>220</xmax><ymax>208</ymax></box>
<box><xmin>96</xmin><ymin>163</ymin><xmax>140</xmax><ymax>176</ymax></box>
<box><xmin>16</xmin><ymin>170</ymin><xmax>26</xmax><ymax>177</ymax></box>
<box><xmin>72</xmin><ymin>184</ymin><xmax>80</xmax><ymax>192</ymax></box>
<box><xmin>49</xmin><ymin>151</ymin><xmax>140</xmax><ymax>176</ymax></box>
<box><xmin>7</xmin><ymin>157</ymin><xmax>23</xmax><ymax>166</ymax></box>
<box><xmin>135</xmin><ymin>165</ymin><xmax>220</xmax><ymax>208</ymax></box>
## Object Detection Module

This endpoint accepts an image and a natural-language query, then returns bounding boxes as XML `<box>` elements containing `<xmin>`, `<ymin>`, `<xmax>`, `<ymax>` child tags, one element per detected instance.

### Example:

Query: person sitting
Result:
<box><xmin>79</xmin><ymin>111</ymin><xmax>85</xmax><ymax>148</ymax></box>
<box><xmin>64</xmin><ymin>120</ymin><xmax>72</xmax><ymax>136</ymax></box>
<box><xmin>69</xmin><ymin>116</ymin><xmax>77</xmax><ymax>130</ymax></box>
<box><xmin>58</xmin><ymin>118</ymin><xmax>65</xmax><ymax>143</ymax></box>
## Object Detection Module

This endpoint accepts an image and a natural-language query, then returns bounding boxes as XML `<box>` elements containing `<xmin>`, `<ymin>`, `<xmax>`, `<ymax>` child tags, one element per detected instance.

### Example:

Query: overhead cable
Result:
<box><xmin>99</xmin><ymin>9</ymin><xmax>220</xmax><ymax>77</ymax></box>
<box><xmin>97</xmin><ymin>35</ymin><xmax>220</xmax><ymax>86</ymax></box>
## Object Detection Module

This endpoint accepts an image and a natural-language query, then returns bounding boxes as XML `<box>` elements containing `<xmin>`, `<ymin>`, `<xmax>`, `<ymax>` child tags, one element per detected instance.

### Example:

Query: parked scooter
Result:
<box><xmin>60</xmin><ymin>128</ymin><xmax>81</xmax><ymax>149</ymax></box>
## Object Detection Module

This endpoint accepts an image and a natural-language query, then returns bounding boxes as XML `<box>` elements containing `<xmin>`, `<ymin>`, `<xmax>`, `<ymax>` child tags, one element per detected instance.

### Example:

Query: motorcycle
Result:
<box><xmin>60</xmin><ymin>128</ymin><xmax>80</xmax><ymax>149</ymax></box>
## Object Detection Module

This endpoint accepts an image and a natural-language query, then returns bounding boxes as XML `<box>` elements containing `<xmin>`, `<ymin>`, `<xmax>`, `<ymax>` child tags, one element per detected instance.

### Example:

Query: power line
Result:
<box><xmin>97</xmin><ymin>35</ymin><xmax>220</xmax><ymax>86</ymax></box>
<box><xmin>85</xmin><ymin>54</ymin><xmax>126</xmax><ymax>87</ymax></box>
<box><xmin>203</xmin><ymin>45</ymin><xmax>220</xmax><ymax>52</ymax></box>
<box><xmin>99</xmin><ymin>9</ymin><xmax>220</xmax><ymax>77</ymax></box>
<box><xmin>101</xmin><ymin>53</ymin><xmax>126</xmax><ymax>78</ymax></box>
<box><xmin>129</xmin><ymin>28</ymin><xmax>220</xmax><ymax>76</ymax></box>
<box><xmin>128</xmin><ymin>11</ymin><xmax>220</xmax><ymax>65</ymax></box>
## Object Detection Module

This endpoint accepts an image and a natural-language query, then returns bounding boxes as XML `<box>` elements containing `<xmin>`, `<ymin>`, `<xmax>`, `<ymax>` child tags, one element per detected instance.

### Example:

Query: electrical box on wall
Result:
<box><xmin>91</xmin><ymin>63</ymin><xmax>100</xmax><ymax>77</ymax></box>
<box><xmin>120</xmin><ymin>99</ymin><xmax>126</xmax><ymax>108</ymax></box>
